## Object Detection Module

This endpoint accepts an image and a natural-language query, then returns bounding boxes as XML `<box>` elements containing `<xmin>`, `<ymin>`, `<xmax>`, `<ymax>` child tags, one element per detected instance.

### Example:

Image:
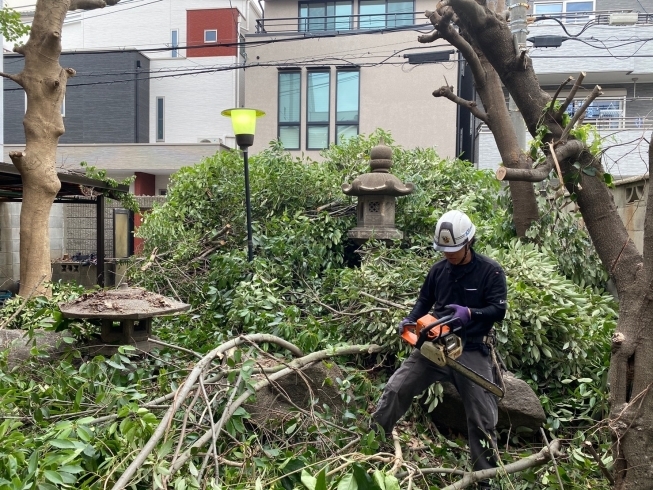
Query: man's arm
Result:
<box><xmin>407</xmin><ymin>268</ymin><xmax>437</xmax><ymax>321</ymax></box>
<box><xmin>469</xmin><ymin>268</ymin><xmax>507</xmax><ymax>323</ymax></box>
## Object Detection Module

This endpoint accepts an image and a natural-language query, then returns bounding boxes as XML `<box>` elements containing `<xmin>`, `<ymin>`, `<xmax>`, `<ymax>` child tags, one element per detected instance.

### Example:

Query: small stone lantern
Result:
<box><xmin>60</xmin><ymin>285</ymin><xmax>190</xmax><ymax>354</ymax></box>
<box><xmin>342</xmin><ymin>140</ymin><xmax>414</xmax><ymax>244</ymax></box>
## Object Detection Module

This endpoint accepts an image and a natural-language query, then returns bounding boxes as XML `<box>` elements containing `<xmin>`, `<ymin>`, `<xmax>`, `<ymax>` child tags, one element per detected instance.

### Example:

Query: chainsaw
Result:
<box><xmin>400</xmin><ymin>313</ymin><xmax>504</xmax><ymax>398</ymax></box>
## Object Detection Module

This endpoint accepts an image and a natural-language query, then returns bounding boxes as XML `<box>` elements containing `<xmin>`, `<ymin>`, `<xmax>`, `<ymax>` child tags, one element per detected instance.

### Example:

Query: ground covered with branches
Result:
<box><xmin>1</xmin><ymin>131</ymin><xmax>617</xmax><ymax>489</ymax></box>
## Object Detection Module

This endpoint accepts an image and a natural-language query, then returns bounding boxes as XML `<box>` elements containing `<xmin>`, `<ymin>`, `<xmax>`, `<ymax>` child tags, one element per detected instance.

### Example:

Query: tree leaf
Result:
<box><xmin>337</xmin><ymin>474</ymin><xmax>358</xmax><ymax>490</ymax></box>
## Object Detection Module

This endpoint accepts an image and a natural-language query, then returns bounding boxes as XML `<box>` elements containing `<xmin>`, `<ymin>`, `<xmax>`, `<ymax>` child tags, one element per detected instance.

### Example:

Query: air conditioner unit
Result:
<box><xmin>197</xmin><ymin>137</ymin><xmax>222</xmax><ymax>144</ymax></box>
<box><xmin>609</xmin><ymin>12</ymin><xmax>638</xmax><ymax>25</ymax></box>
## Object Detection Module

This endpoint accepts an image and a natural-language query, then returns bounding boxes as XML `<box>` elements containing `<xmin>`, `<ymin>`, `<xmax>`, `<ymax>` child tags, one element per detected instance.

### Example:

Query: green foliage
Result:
<box><xmin>0</xmin><ymin>7</ymin><xmax>30</xmax><ymax>42</ymax></box>
<box><xmin>80</xmin><ymin>162</ymin><xmax>140</xmax><ymax>213</ymax></box>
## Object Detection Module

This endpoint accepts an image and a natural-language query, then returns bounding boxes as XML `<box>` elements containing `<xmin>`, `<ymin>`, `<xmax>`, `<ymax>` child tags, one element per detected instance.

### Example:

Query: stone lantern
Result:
<box><xmin>60</xmin><ymin>284</ymin><xmax>190</xmax><ymax>354</ymax></box>
<box><xmin>342</xmin><ymin>140</ymin><xmax>414</xmax><ymax>244</ymax></box>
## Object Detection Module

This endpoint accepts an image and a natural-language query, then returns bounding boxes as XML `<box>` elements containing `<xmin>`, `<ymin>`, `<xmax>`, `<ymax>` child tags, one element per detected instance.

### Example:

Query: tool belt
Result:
<box><xmin>466</xmin><ymin>328</ymin><xmax>496</xmax><ymax>347</ymax></box>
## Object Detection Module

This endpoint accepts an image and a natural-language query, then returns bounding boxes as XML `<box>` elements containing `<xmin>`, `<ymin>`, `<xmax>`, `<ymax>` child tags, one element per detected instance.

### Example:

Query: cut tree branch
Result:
<box><xmin>496</xmin><ymin>139</ymin><xmax>585</xmax><ymax>182</ymax></box>
<box><xmin>555</xmin><ymin>72</ymin><xmax>586</xmax><ymax>119</ymax></box>
<box><xmin>433</xmin><ymin>85</ymin><xmax>489</xmax><ymax>124</ymax></box>
<box><xmin>559</xmin><ymin>85</ymin><xmax>602</xmax><ymax>142</ymax></box>
<box><xmin>69</xmin><ymin>0</ymin><xmax>121</xmax><ymax>10</ymax></box>
<box><xmin>550</xmin><ymin>76</ymin><xmax>573</xmax><ymax>111</ymax></box>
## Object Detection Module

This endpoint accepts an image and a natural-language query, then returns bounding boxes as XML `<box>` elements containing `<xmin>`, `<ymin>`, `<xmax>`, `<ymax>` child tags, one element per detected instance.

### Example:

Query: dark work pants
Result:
<box><xmin>372</xmin><ymin>348</ymin><xmax>499</xmax><ymax>472</ymax></box>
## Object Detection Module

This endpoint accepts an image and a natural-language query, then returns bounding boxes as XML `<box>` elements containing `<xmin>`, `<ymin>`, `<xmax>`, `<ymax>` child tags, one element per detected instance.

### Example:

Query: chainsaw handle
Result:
<box><xmin>416</xmin><ymin>313</ymin><xmax>456</xmax><ymax>349</ymax></box>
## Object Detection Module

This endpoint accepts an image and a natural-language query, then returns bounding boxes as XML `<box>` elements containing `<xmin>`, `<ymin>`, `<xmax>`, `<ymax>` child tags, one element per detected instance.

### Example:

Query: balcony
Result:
<box><xmin>255</xmin><ymin>11</ymin><xmax>424</xmax><ymax>34</ymax></box>
<box><xmin>531</xmin><ymin>10</ymin><xmax>653</xmax><ymax>25</ymax></box>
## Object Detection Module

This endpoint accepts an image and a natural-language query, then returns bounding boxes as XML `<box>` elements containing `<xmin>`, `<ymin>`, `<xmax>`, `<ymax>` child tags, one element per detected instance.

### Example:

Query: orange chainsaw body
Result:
<box><xmin>400</xmin><ymin>314</ymin><xmax>451</xmax><ymax>347</ymax></box>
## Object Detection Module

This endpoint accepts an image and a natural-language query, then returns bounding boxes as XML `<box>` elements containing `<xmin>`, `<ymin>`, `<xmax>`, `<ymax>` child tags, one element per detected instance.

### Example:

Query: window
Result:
<box><xmin>299</xmin><ymin>1</ymin><xmax>353</xmax><ymax>32</ymax></box>
<box><xmin>533</xmin><ymin>1</ymin><xmax>594</xmax><ymax>23</ymax></box>
<box><xmin>307</xmin><ymin>71</ymin><xmax>330</xmax><ymax>149</ymax></box>
<box><xmin>565</xmin><ymin>97</ymin><xmax>624</xmax><ymax>128</ymax></box>
<box><xmin>204</xmin><ymin>29</ymin><xmax>217</xmax><ymax>43</ymax></box>
<box><xmin>278</xmin><ymin>71</ymin><xmax>301</xmax><ymax>150</ymax></box>
<box><xmin>359</xmin><ymin>0</ymin><xmax>413</xmax><ymax>29</ymax></box>
<box><xmin>336</xmin><ymin>70</ymin><xmax>359</xmax><ymax>144</ymax></box>
<box><xmin>171</xmin><ymin>29</ymin><xmax>179</xmax><ymax>57</ymax></box>
<box><xmin>156</xmin><ymin>97</ymin><xmax>165</xmax><ymax>142</ymax></box>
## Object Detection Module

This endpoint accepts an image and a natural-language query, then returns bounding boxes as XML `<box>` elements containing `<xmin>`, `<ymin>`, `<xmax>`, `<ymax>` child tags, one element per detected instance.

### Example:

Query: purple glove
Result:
<box><xmin>397</xmin><ymin>317</ymin><xmax>413</xmax><ymax>335</ymax></box>
<box><xmin>446</xmin><ymin>304</ymin><xmax>471</xmax><ymax>328</ymax></box>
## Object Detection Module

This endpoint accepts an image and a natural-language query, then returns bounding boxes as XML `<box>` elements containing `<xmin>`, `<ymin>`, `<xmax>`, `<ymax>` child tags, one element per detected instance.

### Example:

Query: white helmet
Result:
<box><xmin>433</xmin><ymin>210</ymin><xmax>476</xmax><ymax>252</ymax></box>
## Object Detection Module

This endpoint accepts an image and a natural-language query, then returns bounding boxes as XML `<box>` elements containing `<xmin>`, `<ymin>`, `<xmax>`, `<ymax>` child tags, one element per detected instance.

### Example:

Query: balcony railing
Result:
<box><xmin>255</xmin><ymin>9</ymin><xmax>653</xmax><ymax>35</ymax></box>
<box><xmin>531</xmin><ymin>10</ymin><xmax>653</xmax><ymax>25</ymax></box>
<box><xmin>480</xmin><ymin>117</ymin><xmax>653</xmax><ymax>134</ymax></box>
<box><xmin>255</xmin><ymin>11</ymin><xmax>423</xmax><ymax>34</ymax></box>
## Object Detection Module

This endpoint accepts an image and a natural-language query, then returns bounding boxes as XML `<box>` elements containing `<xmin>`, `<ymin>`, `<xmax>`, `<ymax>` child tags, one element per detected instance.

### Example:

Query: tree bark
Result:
<box><xmin>4</xmin><ymin>0</ymin><xmax>120</xmax><ymax>297</ymax></box>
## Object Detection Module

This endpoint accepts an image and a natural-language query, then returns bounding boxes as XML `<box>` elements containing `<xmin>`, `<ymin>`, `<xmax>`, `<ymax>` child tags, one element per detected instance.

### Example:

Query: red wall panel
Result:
<box><xmin>187</xmin><ymin>8</ymin><xmax>238</xmax><ymax>57</ymax></box>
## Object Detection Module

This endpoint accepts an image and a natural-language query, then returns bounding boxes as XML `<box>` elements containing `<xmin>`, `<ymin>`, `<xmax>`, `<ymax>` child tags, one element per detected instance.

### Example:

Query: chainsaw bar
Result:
<box><xmin>445</xmin><ymin>357</ymin><xmax>504</xmax><ymax>398</ymax></box>
<box><xmin>419</xmin><ymin>343</ymin><xmax>504</xmax><ymax>398</ymax></box>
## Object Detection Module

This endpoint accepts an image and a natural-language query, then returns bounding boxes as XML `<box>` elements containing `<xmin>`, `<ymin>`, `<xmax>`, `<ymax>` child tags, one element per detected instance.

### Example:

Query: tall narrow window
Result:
<box><xmin>278</xmin><ymin>71</ymin><xmax>301</xmax><ymax>150</ymax></box>
<box><xmin>336</xmin><ymin>70</ymin><xmax>359</xmax><ymax>144</ymax></box>
<box><xmin>307</xmin><ymin>70</ymin><xmax>330</xmax><ymax>150</ymax></box>
<box><xmin>171</xmin><ymin>29</ymin><xmax>179</xmax><ymax>57</ymax></box>
<box><xmin>156</xmin><ymin>97</ymin><xmax>165</xmax><ymax>142</ymax></box>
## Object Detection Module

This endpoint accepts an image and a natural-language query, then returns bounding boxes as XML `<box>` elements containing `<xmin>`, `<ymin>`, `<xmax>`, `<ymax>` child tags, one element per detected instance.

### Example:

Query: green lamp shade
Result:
<box><xmin>221</xmin><ymin>108</ymin><xmax>266</xmax><ymax>136</ymax></box>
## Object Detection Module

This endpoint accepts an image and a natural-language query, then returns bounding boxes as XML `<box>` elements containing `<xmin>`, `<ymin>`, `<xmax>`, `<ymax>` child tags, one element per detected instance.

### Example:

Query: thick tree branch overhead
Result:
<box><xmin>69</xmin><ymin>0</ymin><xmax>120</xmax><ymax>10</ymax></box>
<box><xmin>433</xmin><ymin>85</ymin><xmax>488</xmax><ymax>124</ymax></box>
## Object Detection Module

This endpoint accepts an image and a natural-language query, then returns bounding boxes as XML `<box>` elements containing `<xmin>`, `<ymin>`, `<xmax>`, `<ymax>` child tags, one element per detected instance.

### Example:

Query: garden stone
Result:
<box><xmin>427</xmin><ymin>371</ymin><xmax>545</xmax><ymax>435</ymax></box>
<box><xmin>0</xmin><ymin>329</ymin><xmax>70</xmax><ymax>369</ymax></box>
<box><xmin>246</xmin><ymin>361</ymin><xmax>348</xmax><ymax>428</ymax></box>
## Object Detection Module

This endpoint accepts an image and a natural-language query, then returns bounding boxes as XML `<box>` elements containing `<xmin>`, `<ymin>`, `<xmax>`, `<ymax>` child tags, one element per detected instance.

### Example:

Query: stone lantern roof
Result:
<box><xmin>60</xmin><ymin>285</ymin><xmax>190</xmax><ymax>353</ymax></box>
<box><xmin>60</xmin><ymin>285</ymin><xmax>189</xmax><ymax>320</ymax></box>
<box><xmin>341</xmin><ymin>141</ymin><xmax>414</xmax><ymax>197</ymax></box>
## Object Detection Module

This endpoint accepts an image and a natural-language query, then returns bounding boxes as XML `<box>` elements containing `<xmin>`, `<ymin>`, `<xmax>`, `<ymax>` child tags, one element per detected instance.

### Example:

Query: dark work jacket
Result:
<box><xmin>407</xmin><ymin>250</ymin><xmax>507</xmax><ymax>348</ymax></box>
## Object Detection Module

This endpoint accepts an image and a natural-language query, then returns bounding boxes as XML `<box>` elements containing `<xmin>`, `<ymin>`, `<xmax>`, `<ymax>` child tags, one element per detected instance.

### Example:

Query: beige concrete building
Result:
<box><xmin>244</xmin><ymin>0</ymin><xmax>459</xmax><ymax>159</ymax></box>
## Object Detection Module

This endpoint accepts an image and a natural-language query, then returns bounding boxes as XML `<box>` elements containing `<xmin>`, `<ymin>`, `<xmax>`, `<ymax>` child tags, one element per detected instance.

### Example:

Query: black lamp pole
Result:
<box><xmin>222</xmin><ymin>107</ymin><xmax>265</xmax><ymax>262</ymax></box>
<box><xmin>241</xmin><ymin>145</ymin><xmax>254</xmax><ymax>262</ymax></box>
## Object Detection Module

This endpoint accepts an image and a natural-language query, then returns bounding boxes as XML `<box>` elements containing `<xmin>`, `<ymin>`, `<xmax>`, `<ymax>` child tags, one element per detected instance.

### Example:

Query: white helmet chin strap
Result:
<box><xmin>453</xmin><ymin>242</ymin><xmax>471</xmax><ymax>265</ymax></box>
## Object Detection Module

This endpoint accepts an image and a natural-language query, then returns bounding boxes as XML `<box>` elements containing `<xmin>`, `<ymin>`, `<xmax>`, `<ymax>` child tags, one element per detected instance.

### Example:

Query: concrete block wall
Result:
<box><xmin>0</xmin><ymin>202</ymin><xmax>65</xmax><ymax>288</ymax></box>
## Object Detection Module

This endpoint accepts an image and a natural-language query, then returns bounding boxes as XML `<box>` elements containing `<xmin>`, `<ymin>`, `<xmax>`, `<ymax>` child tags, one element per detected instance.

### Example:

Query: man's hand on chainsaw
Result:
<box><xmin>446</xmin><ymin>304</ymin><xmax>471</xmax><ymax>328</ymax></box>
<box><xmin>397</xmin><ymin>317</ymin><xmax>413</xmax><ymax>335</ymax></box>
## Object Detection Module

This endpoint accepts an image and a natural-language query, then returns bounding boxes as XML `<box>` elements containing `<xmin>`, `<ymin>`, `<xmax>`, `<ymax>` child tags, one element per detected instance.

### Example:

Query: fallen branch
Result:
<box><xmin>360</xmin><ymin>291</ymin><xmax>409</xmax><ymax>310</ymax></box>
<box><xmin>110</xmin><ymin>333</ymin><xmax>306</xmax><ymax>490</ymax></box>
<box><xmin>389</xmin><ymin>429</ymin><xmax>404</xmax><ymax>475</ymax></box>
<box><xmin>540</xmin><ymin>428</ymin><xmax>564</xmax><ymax>489</ymax></box>
<box><xmin>437</xmin><ymin>439</ymin><xmax>563</xmax><ymax>490</ymax></box>
<box><xmin>583</xmin><ymin>440</ymin><xmax>614</xmax><ymax>485</ymax></box>
<box><xmin>168</xmin><ymin>343</ymin><xmax>384</xmax><ymax>477</ymax></box>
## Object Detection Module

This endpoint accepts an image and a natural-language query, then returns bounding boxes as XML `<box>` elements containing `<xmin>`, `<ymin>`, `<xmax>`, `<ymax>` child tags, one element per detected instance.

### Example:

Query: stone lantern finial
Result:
<box><xmin>341</xmin><ymin>140</ymin><xmax>414</xmax><ymax>244</ymax></box>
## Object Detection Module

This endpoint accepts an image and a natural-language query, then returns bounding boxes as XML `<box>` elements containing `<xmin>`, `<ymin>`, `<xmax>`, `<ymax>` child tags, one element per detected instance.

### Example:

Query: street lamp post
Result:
<box><xmin>221</xmin><ymin>108</ymin><xmax>265</xmax><ymax>261</ymax></box>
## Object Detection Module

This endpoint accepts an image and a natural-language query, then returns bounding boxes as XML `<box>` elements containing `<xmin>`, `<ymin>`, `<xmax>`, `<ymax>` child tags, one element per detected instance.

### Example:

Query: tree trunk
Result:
<box><xmin>421</xmin><ymin>1</ymin><xmax>653</xmax><ymax>486</ymax></box>
<box><xmin>2</xmin><ymin>0</ymin><xmax>120</xmax><ymax>297</ymax></box>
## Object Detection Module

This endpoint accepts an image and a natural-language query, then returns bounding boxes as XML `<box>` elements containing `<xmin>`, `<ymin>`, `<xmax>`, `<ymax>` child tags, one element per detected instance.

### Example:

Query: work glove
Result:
<box><xmin>397</xmin><ymin>317</ymin><xmax>412</xmax><ymax>336</ymax></box>
<box><xmin>446</xmin><ymin>304</ymin><xmax>471</xmax><ymax>328</ymax></box>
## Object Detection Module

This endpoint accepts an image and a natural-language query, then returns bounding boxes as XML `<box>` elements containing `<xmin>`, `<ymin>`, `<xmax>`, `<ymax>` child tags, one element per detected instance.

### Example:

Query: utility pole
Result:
<box><xmin>508</xmin><ymin>1</ymin><xmax>528</xmax><ymax>150</ymax></box>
